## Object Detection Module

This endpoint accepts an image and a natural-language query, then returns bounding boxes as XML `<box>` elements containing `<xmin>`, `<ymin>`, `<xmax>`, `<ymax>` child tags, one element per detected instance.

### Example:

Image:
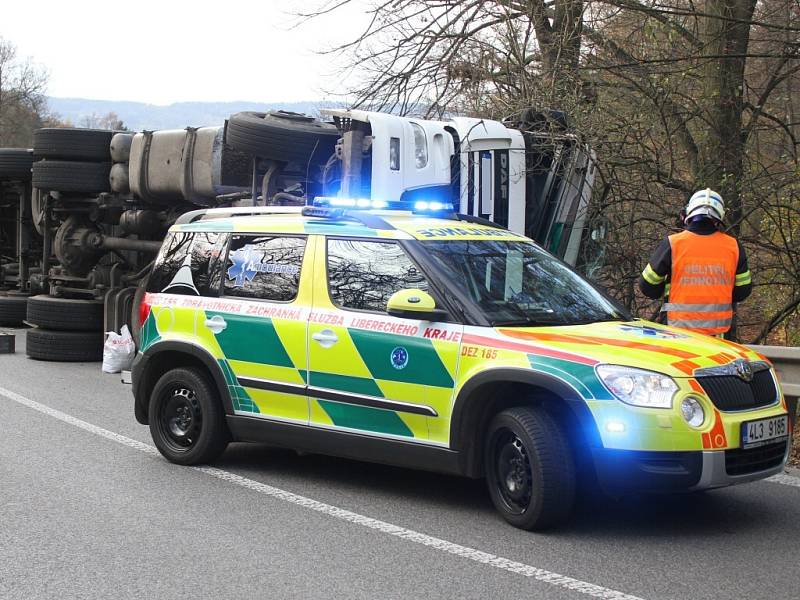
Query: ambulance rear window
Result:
<box><xmin>223</xmin><ymin>235</ymin><xmax>306</xmax><ymax>302</ymax></box>
<box><xmin>147</xmin><ymin>232</ymin><xmax>224</xmax><ymax>296</ymax></box>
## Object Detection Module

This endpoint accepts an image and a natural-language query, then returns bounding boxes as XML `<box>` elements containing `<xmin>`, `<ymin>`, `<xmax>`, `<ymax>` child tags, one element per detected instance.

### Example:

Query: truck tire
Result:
<box><xmin>26</xmin><ymin>295</ymin><xmax>104</xmax><ymax>331</ymax></box>
<box><xmin>225</xmin><ymin>111</ymin><xmax>339</xmax><ymax>165</ymax></box>
<box><xmin>33</xmin><ymin>128</ymin><xmax>113</xmax><ymax>161</ymax></box>
<box><xmin>484</xmin><ymin>405</ymin><xmax>577</xmax><ymax>530</ymax></box>
<box><xmin>25</xmin><ymin>328</ymin><xmax>103</xmax><ymax>362</ymax></box>
<box><xmin>0</xmin><ymin>149</ymin><xmax>34</xmax><ymax>180</ymax></box>
<box><xmin>32</xmin><ymin>160</ymin><xmax>111</xmax><ymax>193</ymax></box>
<box><xmin>0</xmin><ymin>295</ymin><xmax>28</xmax><ymax>326</ymax></box>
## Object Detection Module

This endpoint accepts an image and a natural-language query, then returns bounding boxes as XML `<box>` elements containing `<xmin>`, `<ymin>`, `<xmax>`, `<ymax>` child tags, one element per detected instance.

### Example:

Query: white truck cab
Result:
<box><xmin>321</xmin><ymin>108</ymin><xmax>595</xmax><ymax>267</ymax></box>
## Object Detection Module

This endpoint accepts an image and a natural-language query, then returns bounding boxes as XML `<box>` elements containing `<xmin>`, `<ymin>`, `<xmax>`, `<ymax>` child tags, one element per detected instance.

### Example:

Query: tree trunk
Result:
<box><xmin>697</xmin><ymin>0</ymin><xmax>758</xmax><ymax>233</ymax></box>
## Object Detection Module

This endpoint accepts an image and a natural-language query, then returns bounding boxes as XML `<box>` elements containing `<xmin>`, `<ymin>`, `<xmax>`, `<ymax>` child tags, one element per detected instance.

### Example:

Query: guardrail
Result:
<box><xmin>749</xmin><ymin>345</ymin><xmax>799</xmax><ymax>437</ymax></box>
<box><xmin>749</xmin><ymin>345</ymin><xmax>800</xmax><ymax>401</ymax></box>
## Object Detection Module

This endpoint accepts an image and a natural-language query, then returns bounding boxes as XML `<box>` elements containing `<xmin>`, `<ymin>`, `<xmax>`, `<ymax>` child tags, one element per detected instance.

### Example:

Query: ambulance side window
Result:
<box><xmin>327</xmin><ymin>239</ymin><xmax>430</xmax><ymax>312</ymax></box>
<box><xmin>223</xmin><ymin>235</ymin><xmax>306</xmax><ymax>302</ymax></box>
<box><xmin>147</xmin><ymin>232</ymin><xmax>224</xmax><ymax>297</ymax></box>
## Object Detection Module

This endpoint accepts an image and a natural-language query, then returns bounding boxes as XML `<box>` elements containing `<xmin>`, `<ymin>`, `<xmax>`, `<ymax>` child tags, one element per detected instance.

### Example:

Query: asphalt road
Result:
<box><xmin>1</xmin><ymin>326</ymin><xmax>799</xmax><ymax>600</ymax></box>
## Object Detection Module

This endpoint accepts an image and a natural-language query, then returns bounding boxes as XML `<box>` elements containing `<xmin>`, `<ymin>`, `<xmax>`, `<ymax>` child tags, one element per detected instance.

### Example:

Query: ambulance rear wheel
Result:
<box><xmin>149</xmin><ymin>367</ymin><xmax>229</xmax><ymax>465</ymax></box>
<box><xmin>484</xmin><ymin>405</ymin><xmax>576</xmax><ymax>530</ymax></box>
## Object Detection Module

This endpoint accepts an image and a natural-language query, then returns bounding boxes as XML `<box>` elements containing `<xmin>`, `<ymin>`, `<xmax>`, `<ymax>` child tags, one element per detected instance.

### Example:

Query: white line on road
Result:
<box><xmin>767</xmin><ymin>473</ymin><xmax>800</xmax><ymax>488</ymax></box>
<box><xmin>1</xmin><ymin>385</ymin><xmax>643</xmax><ymax>600</ymax></box>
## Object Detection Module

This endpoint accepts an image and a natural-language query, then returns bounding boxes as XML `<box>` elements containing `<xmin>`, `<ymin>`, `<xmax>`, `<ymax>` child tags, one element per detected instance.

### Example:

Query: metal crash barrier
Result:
<box><xmin>749</xmin><ymin>345</ymin><xmax>800</xmax><ymax>426</ymax></box>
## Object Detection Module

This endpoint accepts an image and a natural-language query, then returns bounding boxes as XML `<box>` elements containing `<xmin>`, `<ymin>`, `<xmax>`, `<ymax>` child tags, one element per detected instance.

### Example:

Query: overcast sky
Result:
<box><xmin>3</xmin><ymin>0</ymin><xmax>370</xmax><ymax>105</ymax></box>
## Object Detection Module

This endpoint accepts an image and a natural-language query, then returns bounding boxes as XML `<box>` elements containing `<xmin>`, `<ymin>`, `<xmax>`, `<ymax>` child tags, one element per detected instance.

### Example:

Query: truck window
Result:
<box><xmin>222</xmin><ymin>235</ymin><xmax>306</xmax><ymax>302</ymax></box>
<box><xmin>147</xmin><ymin>231</ymin><xmax>224</xmax><ymax>296</ymax></box>
<box><xmin>327</xmin><ymin>239</ymin><xmax>430</xmax><ymax>312</ymax></box>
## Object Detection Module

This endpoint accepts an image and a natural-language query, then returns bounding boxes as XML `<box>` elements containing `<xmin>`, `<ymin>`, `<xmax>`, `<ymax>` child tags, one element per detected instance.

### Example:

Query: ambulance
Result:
<box><xmin>131</xmin><ymin>199</ymin><xmax>791</xmax><ymax>530</ymax></box>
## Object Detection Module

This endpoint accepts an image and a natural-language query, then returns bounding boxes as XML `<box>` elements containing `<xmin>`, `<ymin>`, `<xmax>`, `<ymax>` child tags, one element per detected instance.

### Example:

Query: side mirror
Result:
<box><xmin>386</xmin><ymin>289</ymin><xmax>448</xmax><ymax>321</ymax></box>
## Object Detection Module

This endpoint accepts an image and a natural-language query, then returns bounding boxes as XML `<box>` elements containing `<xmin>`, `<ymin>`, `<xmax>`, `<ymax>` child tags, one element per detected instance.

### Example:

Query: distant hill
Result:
<box><xmin>46</xmin><ymin>97</ymin><xmax>345</xmax><ymax>131</ymax></box>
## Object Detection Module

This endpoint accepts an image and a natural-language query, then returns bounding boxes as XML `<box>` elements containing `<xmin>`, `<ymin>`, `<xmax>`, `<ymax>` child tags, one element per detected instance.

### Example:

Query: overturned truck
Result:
<box><xmin>0</xmin><ymin>108</ymin><xmax>596</xmax><ymax>361</ymax></box>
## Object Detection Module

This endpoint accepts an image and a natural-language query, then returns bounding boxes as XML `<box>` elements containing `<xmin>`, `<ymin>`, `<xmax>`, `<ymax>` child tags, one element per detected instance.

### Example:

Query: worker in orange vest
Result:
<box><xmin>639</xmin><ymin>189</ymin><xmax>752</xmax><ymax>337</ymax></box>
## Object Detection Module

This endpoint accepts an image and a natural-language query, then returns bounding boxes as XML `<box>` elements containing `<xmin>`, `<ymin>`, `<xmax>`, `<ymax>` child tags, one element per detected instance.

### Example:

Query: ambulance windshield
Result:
<box><xmin>422</xmin><ymin>239</ymin><xmax>627</xmax><ymax>326</ymax></box>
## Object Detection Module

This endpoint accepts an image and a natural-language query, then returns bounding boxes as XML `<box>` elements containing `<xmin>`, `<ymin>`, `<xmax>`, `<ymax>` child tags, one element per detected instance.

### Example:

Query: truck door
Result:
<box><xmin>209</xmin><ymin>233</ymin><xmax>311</xmax><ymax>424</ymax></box>
<box><xmin>307</xmin><ymin>236</ymin><xmax>462</xmax><ymax>445</ymax></box>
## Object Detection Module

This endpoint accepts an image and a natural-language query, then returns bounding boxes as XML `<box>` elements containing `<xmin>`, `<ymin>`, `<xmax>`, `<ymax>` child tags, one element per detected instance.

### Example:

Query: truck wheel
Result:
<box><xmin>149</xmin><ymin>367</ymin><xmax>229</xmax><ymax>465</ymax></box>
<box><xmin>0</xmin><ymin>295</ymin><xmax>28</xmax><ymax>326</ymax></box>
<box><xmin>32</xmin><ymin>160</ymin><xmax>111</xmax><ymax>193</ymax></box>
<box><xmin>26</xmin><ymin>295</ymin><xmax>104</xmax><ymax>331</ymax></box>
<box><xmin>484</xmin><ymin>406</ymin><xmax>576</xmax><ymax>530</ymax></box>
<box><xmin>25</xmin><ymin>328</ymin><xmax>103</xmax><ymax>362</ymax></box>
<box><xmin>0</xmin><ymin>148</ymin><xmax>34</xmax><ymax>180</ymax></box>
<box><xmin>33</xmin><ymin>128</ymin><xmax>113</xmax><ymax>161</ymax></box>
<box><xmin>225</xmin><ymin>110</ymin><xmax>339</xmax><ymax>165</ymax></box>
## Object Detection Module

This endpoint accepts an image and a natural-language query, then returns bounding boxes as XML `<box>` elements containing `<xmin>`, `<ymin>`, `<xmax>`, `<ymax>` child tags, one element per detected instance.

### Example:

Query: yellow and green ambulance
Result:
<box><xmin>132</xmin><ymin>200</ymin><xmax>791</xmax><ymax>529</ymax></box>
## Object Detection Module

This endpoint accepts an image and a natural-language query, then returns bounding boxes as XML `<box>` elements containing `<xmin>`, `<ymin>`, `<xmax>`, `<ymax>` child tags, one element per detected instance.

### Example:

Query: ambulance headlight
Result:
<box><xmin>596</xmin><ymin>365</ymin><xmax>677</xmax><ymax>408</ymax></box>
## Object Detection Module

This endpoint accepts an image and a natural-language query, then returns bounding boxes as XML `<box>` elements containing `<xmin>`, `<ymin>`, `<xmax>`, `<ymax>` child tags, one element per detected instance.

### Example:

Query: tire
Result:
<box><xmin>33</xmin><ymin>128</ymin><xmax>113</xmax><ymax>161</ymax></box>
<box><xmin>25</xmin><ymin>328</ymin><xmax>103</xmax><ymax>362</ymax></box>
<box><xmin>32</xmin><ymin>160</ymin><xmax>111</xmax><ymax>193</ymax></box>
<box><xmin>0</xmin><ymin>295</ymin><xmax>28</xmax><ymax>326</ymax></box>
<box><xmin>149</xmin><ymin>367</ymin><xmax>229</xmax><ymax>465</ymax></box>
<box><xmin>26</xmin><ymin>295</ymin><xmax>104</xmax><ymax>331</ymax></box>
<box><xmin>484</xmin><ymin>406</ymin><xmax>577</xmax><ymax>530</ymax></box>
<box><xmin>225</xmin><ymin>110</ymin><xmax>339</xmax><ymax>165</ymax></box>
<box><xmin>0</xmin><ymin>148</ymin><xmax>34</xmax><ymax>180</ymax></box>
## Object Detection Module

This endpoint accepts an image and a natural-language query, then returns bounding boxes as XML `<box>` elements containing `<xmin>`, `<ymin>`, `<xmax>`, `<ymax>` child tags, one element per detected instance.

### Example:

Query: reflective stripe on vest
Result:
<box><xmin>666</xmin><ymin>230</ymin><xmax>739</xmax><ymax>336</ymax></box>
<box><xmin>669</xmin><ymin>317</ymin><xmax>732</xmax><ymax>329</ymax></box>
<box><xmin>661</xmin><ymin>302</ymin><xmax>732</xmax><ymax>312</ymax></box>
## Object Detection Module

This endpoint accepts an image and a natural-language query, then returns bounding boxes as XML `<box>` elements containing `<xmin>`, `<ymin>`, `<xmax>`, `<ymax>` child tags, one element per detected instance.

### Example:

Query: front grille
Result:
<box><xmin>697</xmin><ymin>369</ymin><xmax>777</xmax><ymax>411</ymax></box>
<box><xmin>725</xmin><ymin>441</ymin><xmax>787</xmax><ymax>476</ymax></box>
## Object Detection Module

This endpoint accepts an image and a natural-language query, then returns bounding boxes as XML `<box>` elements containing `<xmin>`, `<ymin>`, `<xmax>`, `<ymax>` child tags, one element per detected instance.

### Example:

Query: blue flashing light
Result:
<box><xmin>414</xmin><ymin>200</ymin><xmax>452</xmax><ymax>212</ymax></box>
<box><xmin>311</xmin><ymin>196</ymin><xmax>453</xmax><ymax>214</ymax></box>
<box><xmin>313</xmin><ymin>196</ymin><xmax>390</xmax><ymax>210</ymax></box>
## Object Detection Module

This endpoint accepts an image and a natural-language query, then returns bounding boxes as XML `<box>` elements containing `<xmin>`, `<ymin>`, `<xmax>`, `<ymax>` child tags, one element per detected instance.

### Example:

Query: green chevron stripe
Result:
<box><xmin>348</xmin><ymin>329</ymin><xmax>454</xmax><ymax>388</ymax></box>
<box><xmin>139</xmin><ymin>313</ymin><xmax>161</xmax><ymax>352</ymax></box>
<box><xmin>207</xmin><ymin>311</ymin><xmax>294</xmax><ymax>367</ymax></box>
<box><xmin>309</xmin><ymin>371</ymin><xmax>383</xmax><ymax>397</ymax></box>
<box><xmin>528</xmin><ymin>355</ymin><xmax>612</xmax><ymax>400</ymax></box>
<box><xmin>317</xmin><ymin>400</ymin><xmax>413</xmax><ymax>437</ymax></box>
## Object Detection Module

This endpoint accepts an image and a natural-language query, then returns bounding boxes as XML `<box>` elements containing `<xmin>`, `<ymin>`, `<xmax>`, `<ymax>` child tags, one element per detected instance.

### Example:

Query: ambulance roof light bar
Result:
<box><xmin>309</xmin><ymin>196</ymin><xmax>456</xmax><ymax>215</ymax></box>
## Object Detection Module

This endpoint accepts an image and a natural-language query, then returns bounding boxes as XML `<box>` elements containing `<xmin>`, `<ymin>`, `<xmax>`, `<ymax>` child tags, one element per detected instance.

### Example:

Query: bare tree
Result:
<box><xmin>80</xmin><ymin>111</ymin><xmax>127</xmax><ymax>131</ymax></box>
<box><xmin>305</xmin><ymin>0</ymin><xmax>800</xmax><ymax>343</ymax></box>
<box><xmin>0</xmin><ymin>37</ymin><xmax>50</xmax><ymax>146</ymax></box>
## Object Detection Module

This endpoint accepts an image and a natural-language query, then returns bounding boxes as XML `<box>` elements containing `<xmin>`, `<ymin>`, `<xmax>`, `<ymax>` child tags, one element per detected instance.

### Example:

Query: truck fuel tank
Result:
<box><xmin>129</xmin><ymin>126</ymin><xmax>250</xmax><ymax>206</ymax></box>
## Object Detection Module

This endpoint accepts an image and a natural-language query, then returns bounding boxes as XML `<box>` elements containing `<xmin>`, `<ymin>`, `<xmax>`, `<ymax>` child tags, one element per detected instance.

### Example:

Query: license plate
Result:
<box><xmin>741</xmin><ymin>415</ymin><xmax>789</xmax><ymax>449</ymax></box>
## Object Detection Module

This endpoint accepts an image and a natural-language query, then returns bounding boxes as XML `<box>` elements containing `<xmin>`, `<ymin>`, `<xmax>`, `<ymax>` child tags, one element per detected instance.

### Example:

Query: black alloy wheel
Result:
<box><xmin>148</xmin><ymin>367</ymin><xmax>229</xmax><ymax>465</ymax></box>
<box><xmin>484</xmin><ymin>406</ymin><xmax>576</xmax><ymax>530</ymax></box>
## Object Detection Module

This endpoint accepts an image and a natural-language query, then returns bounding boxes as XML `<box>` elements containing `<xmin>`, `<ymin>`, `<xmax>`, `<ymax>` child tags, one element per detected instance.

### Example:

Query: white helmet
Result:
<box><xmin>685</xmin><ymin>188</ymin><xmax>725</xmax><ymax>223</ymax></box>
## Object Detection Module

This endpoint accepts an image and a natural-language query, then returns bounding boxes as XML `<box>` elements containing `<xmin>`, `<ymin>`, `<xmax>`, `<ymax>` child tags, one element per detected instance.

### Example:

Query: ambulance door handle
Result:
<box><xmin>312</xmin><ymin>329</ymin><xmax>338</xmax><ymax>348</ymax></box>
<box><xmin>205</xmin><ymin>315</ymin><xmax>227</xmax><ymax>334</ymax></box>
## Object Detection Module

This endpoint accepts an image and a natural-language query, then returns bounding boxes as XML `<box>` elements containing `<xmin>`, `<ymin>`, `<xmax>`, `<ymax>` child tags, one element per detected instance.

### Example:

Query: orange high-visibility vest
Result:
<box><xmin>663</xmin><ymin>230</ymin><xmax>739</xmax><ymax>335</ymax></box>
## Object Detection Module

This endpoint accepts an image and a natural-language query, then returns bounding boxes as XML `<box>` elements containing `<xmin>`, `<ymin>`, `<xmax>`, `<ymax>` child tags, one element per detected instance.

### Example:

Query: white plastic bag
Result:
<box><xmin>102</xmin><ymin>325</ymin><xmax>136</xmax><ymax>373</ymax></box>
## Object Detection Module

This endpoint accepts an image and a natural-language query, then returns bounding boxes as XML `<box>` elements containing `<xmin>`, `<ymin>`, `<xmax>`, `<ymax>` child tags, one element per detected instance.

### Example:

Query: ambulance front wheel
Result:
<box><xmin>484</xmin><ymin>406</ymin><xmax>577</xmax><ymax>530</ymax></box>
<box><xmin>149</xmin><ymin>367</ymin><xmax>229</xmax><ymax>465</ymax></box>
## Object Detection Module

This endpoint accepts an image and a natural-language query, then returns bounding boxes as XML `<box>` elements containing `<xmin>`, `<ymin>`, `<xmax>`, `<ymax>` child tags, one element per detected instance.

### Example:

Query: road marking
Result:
<box><xmin>767</xmin><ymin>473</ymin><xmax>800</xmax><ymax>488</ymax></box>
<box><xmin>0</xmin><ymin>385</ymin><xmax>642</xmax><ymax>600</ymax></box>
